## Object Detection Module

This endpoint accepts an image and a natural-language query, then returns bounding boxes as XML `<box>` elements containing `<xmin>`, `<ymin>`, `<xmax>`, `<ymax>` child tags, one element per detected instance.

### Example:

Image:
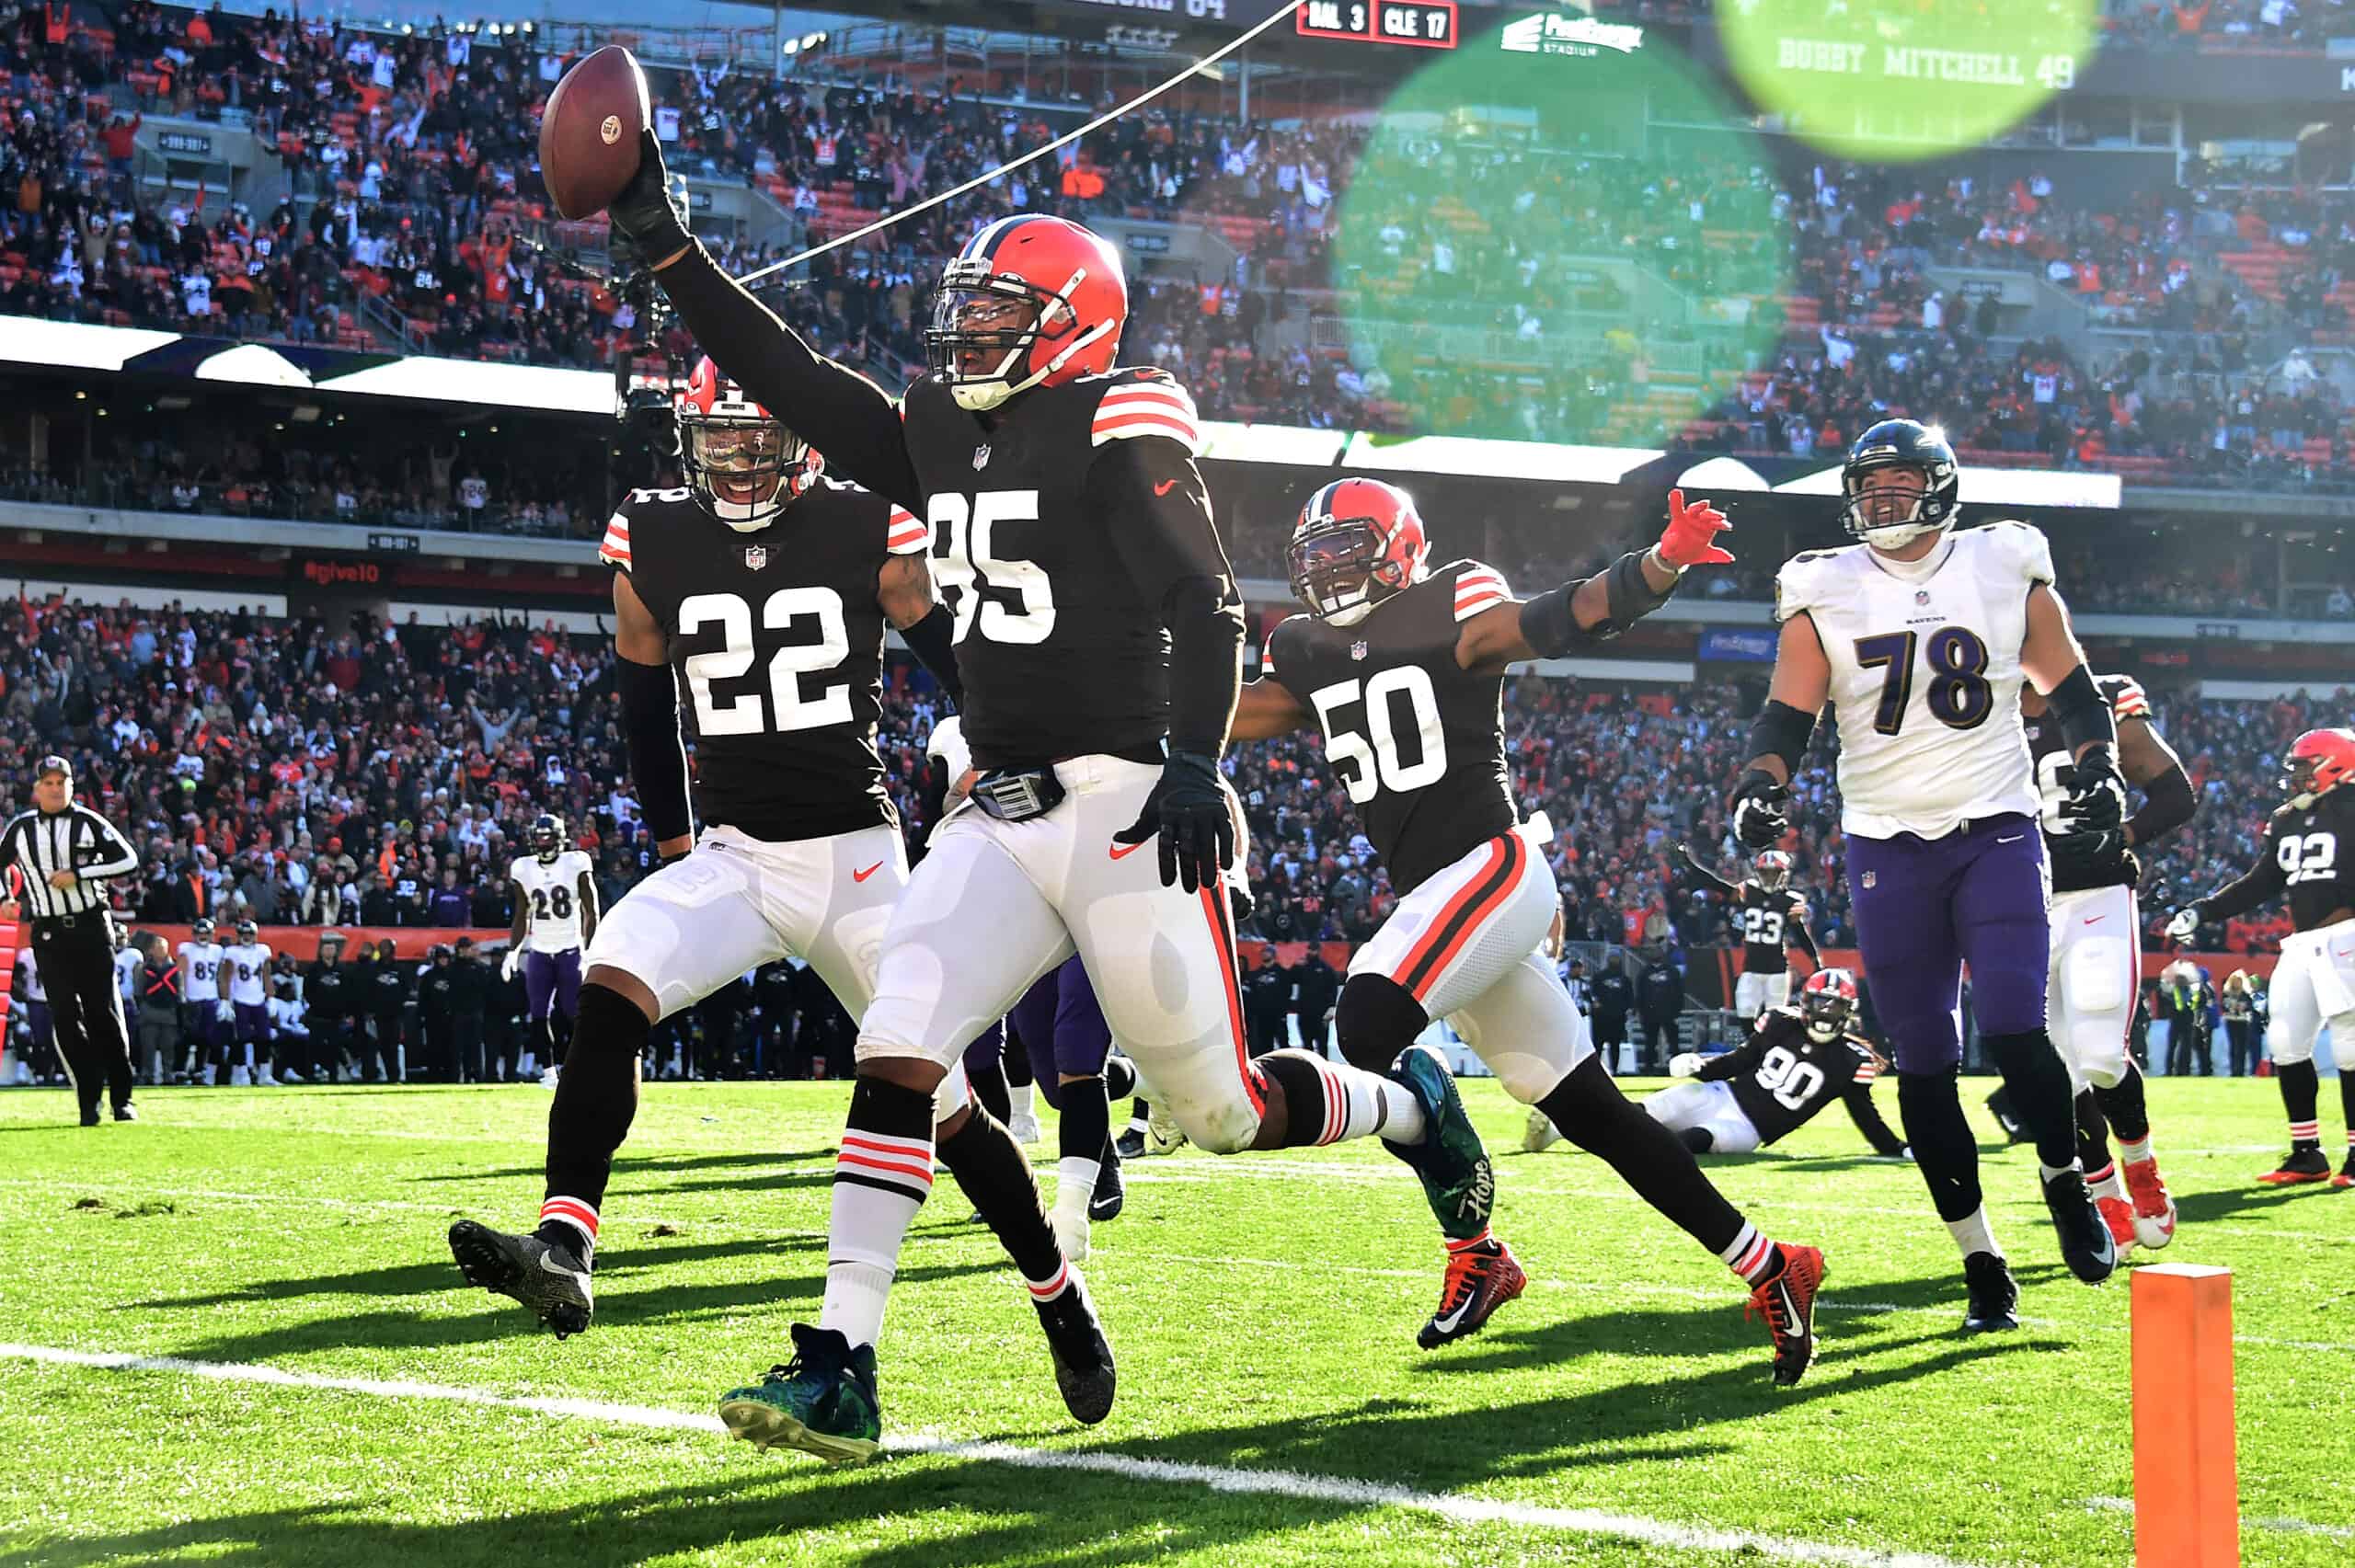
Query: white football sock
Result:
<box><xmin>1007</xmin><ymin>1082</ymin><xmax>1035</xmax><ymax>1121</ymax></box>
<box><xmin>821</xmin><ymin>1127</ymin><xmax>933</xmax><ymax>1349</ymax></box>
<box><xmin>1945</xmin><ymin>1206</ymin><xmax>2003</xmax><ymax>1260</ymax></box>
<box><xmin>1054</xmin><ymin>1155</ymin><xmax>1100</xmax><ymax>1219</ymax></box>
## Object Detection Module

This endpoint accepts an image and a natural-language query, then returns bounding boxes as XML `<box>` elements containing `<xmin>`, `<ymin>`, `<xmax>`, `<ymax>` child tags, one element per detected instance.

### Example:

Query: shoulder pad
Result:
<box><xmin>2097</xmin><ymin>673</ymin><xmax>2151</xmax><ymax>720</ymax></box>
<box><xmin>1260</xmin><ymin>613</ymin><xmax>1315</xmax><ymax>682</ymax></box>
<box><xmin>1448</xmin><ymin>559</ymin><xmax>1512</xmax><ymax>623</ymax></box>
<box><xmin>1774</xmin><ymin>550</ymin><xmax>1842</xmax><ymax>625</ymax></box>
<box><xmin>1974</xmin><ymin>519</ymin><xmax>2056</xmax><ymax>586</ymax></box>
<box><xmin>1090</xmin><ymin>369</ymin><xmax>1200</xmax><ymax>457</ymax></box>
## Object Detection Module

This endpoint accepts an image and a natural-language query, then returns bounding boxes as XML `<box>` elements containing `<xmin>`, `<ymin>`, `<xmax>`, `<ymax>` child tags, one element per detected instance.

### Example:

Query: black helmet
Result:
<box><xmin>527</xmin><ymin>813</ymin><xmax>567</xmax><ymax>863</ymax></box>
<box><xmin>1840</xmin><ymin>419</ymin><xmax>1959</xmax><ymax>550</ymax></box>
<box><xmin>192</xmin><ymin>917</ymin><xmax>216</xmax><ymax>941</ymax></box>
<box><xmin>235</xmin><ymin>919</ymin><xmax>258</xmax><ymax>944</ymax></box>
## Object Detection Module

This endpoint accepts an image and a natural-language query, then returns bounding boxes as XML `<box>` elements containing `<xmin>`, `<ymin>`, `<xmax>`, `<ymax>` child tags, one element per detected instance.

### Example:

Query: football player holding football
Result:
<box><xmin>2168</xmin><ymin>727</ymin><xmax>2355</xmax><ymax>1187</ymax></box>
<box><xmin>448</xmin><ymin>361</ymin><xmax>1113</xmax><ymax>1444</ymax></box>
<box><xmin>607</xmin><ymin>139</ymin><xmax>1499</xmax><ymax>1460</ymax></box>
<box><xmin>1732</xmin><ymin>419</ymin><xmax>2117</xmax><ymax>1335</ymax></box>
<box><xmin>1232</xmin><ymin>476</ymin><xmax>1827</xmax><ymax>1385</ymax></box>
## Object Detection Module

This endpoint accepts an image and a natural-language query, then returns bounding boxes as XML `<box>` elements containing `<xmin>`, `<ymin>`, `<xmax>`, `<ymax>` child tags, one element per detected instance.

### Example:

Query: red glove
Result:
<box><xmin>1657</xmin><ymin>488</ymin><xmax>1734</xmax><ymax>568</ymax></box>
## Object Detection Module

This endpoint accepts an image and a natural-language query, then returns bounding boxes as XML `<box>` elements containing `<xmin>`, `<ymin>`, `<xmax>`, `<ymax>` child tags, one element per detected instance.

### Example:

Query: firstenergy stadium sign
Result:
<box><xmin>1499</xmin><ymin>12</ymin><xmax>1644</xmax><ymax>56</ymax></box>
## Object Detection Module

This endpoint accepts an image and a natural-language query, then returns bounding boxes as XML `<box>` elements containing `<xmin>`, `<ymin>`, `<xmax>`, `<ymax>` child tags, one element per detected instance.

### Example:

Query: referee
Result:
<box><xmin>0</xmin><ymin>755</ymin><xmax>140</xmax><ymax>1125</ymax></box>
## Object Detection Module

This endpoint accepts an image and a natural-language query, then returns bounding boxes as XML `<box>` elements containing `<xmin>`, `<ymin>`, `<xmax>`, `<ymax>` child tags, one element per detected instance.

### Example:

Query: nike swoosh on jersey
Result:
<box><xmin>2083</xmin><ymin>917</ymin><xmax>2102</xmax><ymax>925</ymax></box>
<box><xmin>851</xmin><ymin>862</ymin><xmax>884</xmax><ymax>883</ymax></box>
<box><xmin>1153</xmin><ymin>479</ymin><xmax>1178</xmax><ymax>497</ymax></box>
<box><xmin>1997</xmin><ymin>834</ymin><xmax>2026</xmax><ymax>843</ymax></box>
<box><xmin>1109</xmin><ymin>841</ymin><xmax>1148</xmax><ymax>861</ymax></box>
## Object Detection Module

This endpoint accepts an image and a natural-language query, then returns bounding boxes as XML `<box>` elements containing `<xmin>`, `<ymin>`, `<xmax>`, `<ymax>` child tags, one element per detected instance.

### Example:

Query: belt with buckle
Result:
<box><xmin>969</xmin><ymin>767</ymin><xmax>1068</xmax><ymax>823</ymax></box>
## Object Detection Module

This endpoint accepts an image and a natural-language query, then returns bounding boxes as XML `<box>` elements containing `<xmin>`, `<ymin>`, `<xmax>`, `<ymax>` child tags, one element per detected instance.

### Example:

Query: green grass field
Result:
<box><xmin>0</xmin><ymin>1077</ymin><xmax>2346</xmax><ymax>1567</ymax></box>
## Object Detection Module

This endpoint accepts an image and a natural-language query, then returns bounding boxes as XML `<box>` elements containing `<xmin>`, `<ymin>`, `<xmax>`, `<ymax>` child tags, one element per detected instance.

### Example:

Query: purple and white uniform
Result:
<box><xmin>223</xmin><ymin>939</ymin><xmax>275</xmax><ymax>1046</ymax></box>
<box><xmin>512</xmin><ymin>850</ymin><xmax>594</xmax><ymax>1022</ymax></box>
<box><xmin>1775</xmin><ymin>521</ymin><xmax>2057</xmax><ymax>1071</ymax></box>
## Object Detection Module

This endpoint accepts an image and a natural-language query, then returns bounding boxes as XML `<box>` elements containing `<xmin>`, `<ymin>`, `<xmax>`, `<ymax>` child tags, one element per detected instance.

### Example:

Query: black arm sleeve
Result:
<box><xmin>655</xmin><ymin>245</ymin><xmax>924</xmax><ymax>511</ymax></box>
<box><xmin>2129</xmin><ymin>765</ymin><xmax>2196</xmax><ymax>849</ymax></box>
<box><xmin>615</xmin><ymin>655</ymin><xmax>695</xmax><ymax>845</ymax></box>
<box><xmin>1693</xmin><ymin>1037</ymin><xmax>1759</xmax><ymax>1082</ymax></box>
<box><xmin>2200</xmin><ymin>841</ymin><xmax>2288</xmax><ymax>923</ymax></box>
<box><xmin>1788</xmin><ymin>907</ymin><xmax>1820</xmax><ymax>961</ymax></box>
<box><xmin>897</xmin><ymin>603</ymin><xmax>962</xmax><ymax>710</ymax></box>
<box><xmin>1682</xmin><ymin>853</ymin><xmax>1739</xmax><ymax>899</ymax></box>
<box><xmin>1090</xmin><ymin>439</ymin><xmax>1243</xmax><ymax>758</ymax></box>
<box><xmin>1843</xmin><ymin>1079</ymin><xmax>1907</xmax><ymax>1157</ymax></box>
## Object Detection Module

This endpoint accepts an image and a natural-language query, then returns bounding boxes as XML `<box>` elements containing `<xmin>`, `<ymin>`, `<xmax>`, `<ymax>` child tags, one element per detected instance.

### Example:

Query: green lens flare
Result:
<box><xmin>1720</xmin><ymin>0</ymin><xmax>2100</xmax><ymax>162</ymax></box>
<box><xmin>1333</xmin><ymin>22</ymin><xmax>1793</xmax><ymax>448</ymax></box>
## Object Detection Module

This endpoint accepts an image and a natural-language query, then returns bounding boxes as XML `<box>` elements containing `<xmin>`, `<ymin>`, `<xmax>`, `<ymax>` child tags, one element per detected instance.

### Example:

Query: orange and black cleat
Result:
<box><xmin>1419</xmin><ymin>1233</ymin><xmax>1527</xmax><ymax>1349</ymax></box>
<box><xmin>2257</xmin><ymin>1148</ymin><xmax>2333</xmax><ymax>1185</ymax></box>
<box><xmin>2336</xmin><ymin>1152</ymin><xmax>2355</xmax><ymax>1191</ymax></box>
<box><xmin>1747</xmin><ymin>1243</ymin><xmax>1825</xmax><ymax>1387</ymax></box>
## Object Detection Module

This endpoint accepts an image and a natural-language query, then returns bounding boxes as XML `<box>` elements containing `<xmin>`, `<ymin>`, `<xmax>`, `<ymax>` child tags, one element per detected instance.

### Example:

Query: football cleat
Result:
<box><xmin>447</xmin><ymin>1219</ymin><xmax>594</xmax><ymax>1337</ymax></box>
<box><xmin>1088</xmin><ymin>1150</ymin><xmax>1125</xmax><ymax>1223</ymax></box>
<box><xmin>1145</xmin><ymin>1102</ymin><xmax>1187</xmax><ymax>1156</ymax></box>
<box><xmin>718</xmin><ymin>1323</ymin><xmax>882</xmax><ymax>1465</ymax></box>
<box><xmin>1521</xmin><ymin>1106</ymin><xmax>1562</xmax><ymax>1153</ymax></box>
<box><xmin>1959</xmin><ymin>1251</ymin><xmax>2020</xmax><ymax>1334</ymax></box>
<box><xmin>2336</xmin><ymin>1151</ymin><xmax>2355</xmax><ymax>1190</ymax></box>
<box><xmin>2258</xmin><ymin>1148</ymin><xmax>2333</xmax><ymax>1185</ymax></box>
<box><xmin>1982</xmin><ymin>1086</ymin><xmax>2029</xmax><ymax>1144</ymax></box>
<box><xmin>1113</xmin><ymin>1127</ymin><xmax>1146</xmax><ymax>1162</ymax></box>
<box><xmin>2095</xmin><ymin>1193</ymin><xmax>2137</xmax><ymax>1255</ymax></box>
<box><xmin>1384</xmin><ymin>1046</ymin><xmax>1497</xmax><ymax>1244</ymax></box>
<box><xmin>1031</xmin><ymin>1267</ymin><xmax>1117</xmax><ymax>1425</ymax></box>
<box><xmin>1745</xmin><ymin>1243</ymin><xmax>1824</xmax><ymax>1387</ymax></box>
<box><xmin>2041</xmin><ymin>1168</ymin><xmax>2117</xmax><ymax>1285</ymax></box>
<box><xmin>2122</xmin><ymin>1157</ymin><xmax>2178</xmax><ymax>1247</ymax></box>
<box><xmin>1419</xmin><ymin>1237</ymin><xmax>1527</xmax><ymax>1349</ymax></box>
<box><xmin>112</xmin><ymin>1104</ymin><xmax>137</xmax><ymax>1123</ymax></box>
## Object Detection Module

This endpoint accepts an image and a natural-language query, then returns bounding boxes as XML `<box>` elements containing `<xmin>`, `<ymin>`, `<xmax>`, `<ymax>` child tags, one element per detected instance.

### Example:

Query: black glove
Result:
<box><xmin>1729</xmin><ymin>768</ymin><xmax>1790</xmax><ymax>850</ymax></box>
<box><xmin>2060</xmin><ymin>749</ymin><xmax>2127</xmax><ymax>833</ymax></box>
<box><xmin>1113</xmin><ymin>750</ymin><xmax>1234</xmax><ymax>893</ymax></box>
<box><xmin>2046</xmin><ymin>828</ymin><xmax>2133</xmax><ymax>887</ymax></box>
<box><xmin>606</xmin><ymin>128</ymin><xmax>691</xmax><ymax>263</ymax></box>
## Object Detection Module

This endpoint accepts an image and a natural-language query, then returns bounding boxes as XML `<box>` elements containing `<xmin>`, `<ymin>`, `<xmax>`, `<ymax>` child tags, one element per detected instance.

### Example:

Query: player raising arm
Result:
<box><xmin>603</xmin><ymin>136</ymin><xmax>1523</xmax><ymax>1457</ymax></box>
<box><xmin>1727</xmin><ymin>419</ymin><xmax>2119</xmax><ymax>1336</ymax></box>
<box><xmin>2166</xmin><ymin>728</ymin><xmax>2355</xmax><ymax>1188</ymax></box>
<box><xmin>1231</xmin><ymin>479</ymin><xmax>1828</xmax><ymax>1385</ymax></box>
<box><xmin>1678</xmin><ymin>844</ymin><xmax>1819</xmax><ymax>1022</ymax></box>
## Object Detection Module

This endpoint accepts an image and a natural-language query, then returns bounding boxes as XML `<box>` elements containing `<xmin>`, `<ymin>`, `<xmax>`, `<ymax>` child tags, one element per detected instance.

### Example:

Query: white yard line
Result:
<box><xmin>2085</xmin><ymin>1495</ymin><xmax>2351</xmax><ymax>1540</ymax></box>
<box><xmin>0</xmin><ymin>1341</ymin><xmax>1997</xmax><ymax>1568</ymax></box>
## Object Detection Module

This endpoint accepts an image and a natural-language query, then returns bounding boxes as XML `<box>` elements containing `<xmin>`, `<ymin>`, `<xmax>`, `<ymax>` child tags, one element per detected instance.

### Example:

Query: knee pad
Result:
<box><xmin>2062</xmin><ymin>935</ymin><xmax>2131</xmax><ymax>1018</ymax></box>
<box><xmin>1254</xmin><ymin>1048</ymin><xmax>1338</xmax><ymax>1147</ymax></box>
<box><xmin>1677</xmin><ymin>1125</ymin><xmax>1715</xmax><ymax>1155</ymax></box>
<box><xmin>1334</xmin><ymin>974</ymin><xmax>1429</xmax><ymax>1075</ymax></box>
<box><xmin>574</xmin><ymin>983</ymin><xmax>652</xmax><ymax>1062</ymax></box>
<box><xmin>2268</xmin><ymin>1017</ymin><xmax>2317</xmax><ymax>1067</ymax></box>
<box><xmin>2063</xmin><ymin>1020</ymin><xmax>2128</xmax><ymax>1090</ymax></box>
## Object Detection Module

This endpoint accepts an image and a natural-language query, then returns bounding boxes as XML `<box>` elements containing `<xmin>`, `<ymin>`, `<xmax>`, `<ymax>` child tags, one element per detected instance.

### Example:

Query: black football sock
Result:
<box><xmin>547</xmin><ymin>1008</ymin><xmax>575</xmax><ymax>1070</ymax></box>
<box><xmin>2074</xmin><ymin>1088</ymin><xmax>2114</xmax><ymax>1181</ymax></box>
<box><xmin>2341</xmin><ymin>1070</ymin><xmax>2355</xmax><ymax>1157</ymax></box>
<box><xmin>967</xmin><ymin>1045</ymin><xmax>1012</xmax><ymax>1126</ymax></box>
<box><xmin>1980</xmin><ymin>1029</ymin><xmax>2080</xmax><ymax>1173</ymax></box>
<box><xmin>538</xmin><ymin>983</ymin><xmax>649</xmax><ymax>1260</ymax></box>
<box><xmin>1537</xmin><ymin>1059</ymin><xmax>1780</xmax><ymax>1281</ymax></box>
<box><xmin>2279</xmin><ymin>1059</ymin><xmax>2322</xmax><ymax>1150</ymax></box>
<box><xmin>1898</xmin><ymin>1070</ymin><xmax>1984</xmax><ymax>1224</ymax></box>
<box><xmin>1003</xmin><ymin>1042</ymin><xmax>1033</xmax><ymax>1090</ymax></box>
<box><xmin>1057</xmin><ymin>1077</ymin><xmax>1110</xmax><ymax>1164</ymax></box>
<box><xmin>1126</xmin><ymin>1097</ymin><xmax>1152</xmax><ymax>1136</ymax></box>
<box><xmin>936</xmin><ymin>1105</ymin><xmax>1068</xmax><ymax>1298</ymax></box>
<box><xmin>2093</xmin><ymin>1059</ymin><xmax>2152</xmax><ymax>1146</ymax></box>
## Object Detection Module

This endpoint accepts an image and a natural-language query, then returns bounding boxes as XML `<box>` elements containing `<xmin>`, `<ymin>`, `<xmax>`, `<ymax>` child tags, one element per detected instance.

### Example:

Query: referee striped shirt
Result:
<box><xmin>1</xmin><ymin>805</ymin><xmax>139</xmax><ymax>919</ymax></box>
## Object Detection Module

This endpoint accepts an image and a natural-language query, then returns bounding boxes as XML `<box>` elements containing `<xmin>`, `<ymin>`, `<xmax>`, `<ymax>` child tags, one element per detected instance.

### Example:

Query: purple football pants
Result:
<box><xmin>524</xmin><ymin>948</ymin><xmax>582</xmax><ymax>1024</ymax></box>
<box><xmin>1847</xmin><ymin>811</ymin><xmax>2051</xmax><ymax>1073</ymax></box>
<box><xmin>961</xmin><ymin>956</ymin><xmax>1112</xmax><ymax>1111</ymax></box>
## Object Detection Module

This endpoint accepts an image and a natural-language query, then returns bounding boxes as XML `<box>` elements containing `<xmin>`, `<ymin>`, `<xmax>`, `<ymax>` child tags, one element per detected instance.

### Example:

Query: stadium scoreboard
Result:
<box><xmin>1294</xmin><ymin>0</ymin><xmax>1458</xmax><ymax>49</ymax></box>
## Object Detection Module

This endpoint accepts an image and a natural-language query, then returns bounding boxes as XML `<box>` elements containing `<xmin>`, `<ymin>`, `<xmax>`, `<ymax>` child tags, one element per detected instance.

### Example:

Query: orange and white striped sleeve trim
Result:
<box><xmin>1453</xmin><ymin>562</ymin><xmax>1511</xmax><ymax>623</ymax></box>
<box><xmin>1091</xmin><ymin>375</ymin><xmax>1201</xmax><ymax>456</ymax></box>
<box><xmin>885</xmin><ymin>504</ymin><xmax>928</xmax><ymax>556</ymax></box>
<box><xmin>597</xmin><ymin>507</ymin><xmax>632</xmax><ymax>572</ymax></box>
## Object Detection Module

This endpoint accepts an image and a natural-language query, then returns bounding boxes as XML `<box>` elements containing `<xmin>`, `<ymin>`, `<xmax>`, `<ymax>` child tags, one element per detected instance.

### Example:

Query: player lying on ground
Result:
<box><xmin>1634</xmin><ymin>968</ymin><xmax>1906</xmax><ymax>1158</ymax></box>
<box><xmin>1730</xmin><ymin>418</ymin><xmax>2120</xmax><ymax>1336</ymax></box>
<box><xmin>503</xmin><ymin>812</ymin><xmax>599</xmax><ymax>1086</ymax></box>
<box><xmin>2167</xmin><ymin>727</ymin><xmax>2355</xmax><ymax>1189</ymax></box>
<box><xmin>1231</xmin><ymin>475</ymin><xmax>1826</xmax><ymax>1383</ymax></box>
<box><xmin>1994</xmin><ymin>674</ymin><xmax>2191</xmax><ymax>1251</ymax></box>
<box><xmin>607</xmin><ymin>140</ymin><xmax>1514</xmax><ymax>1464</ymax></box>
<box><xmin>445</xmin><ymin>360</ymin><xmax>1115</xmax><ymax>1437</ymax></box>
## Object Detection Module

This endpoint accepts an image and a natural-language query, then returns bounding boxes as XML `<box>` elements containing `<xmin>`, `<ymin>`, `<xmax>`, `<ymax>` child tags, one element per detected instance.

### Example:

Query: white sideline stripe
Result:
<box><xmin>0</xmin><ymin>1342</ymin><xmax>1992</xmax><ymax>1568</ymax></box>
<box><xmin>0</xmin><ymin>1175</ymin><xmax>697</xmax><ymax>1230</ymax></box>
<box><xmin>2085</xmin><ymin>1496</ymin><xmax>2352</xmax><ymax>1540</ymax></box>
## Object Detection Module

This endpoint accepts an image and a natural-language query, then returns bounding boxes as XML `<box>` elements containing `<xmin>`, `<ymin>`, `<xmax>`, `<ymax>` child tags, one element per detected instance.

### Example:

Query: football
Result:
<box><xmin>538</xmin><ymin>44</ymin><xmax>649</xmax><ymax>221</ymax></box>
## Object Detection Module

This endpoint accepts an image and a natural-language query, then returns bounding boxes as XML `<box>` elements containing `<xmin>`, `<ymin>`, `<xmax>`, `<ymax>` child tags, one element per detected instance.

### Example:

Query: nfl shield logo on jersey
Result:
<box><xmin>972</xmin><ymin>444</ymin><xmax>991</xmax><ymax>470</ymax></box>
<box><xmin>1914</xmin><ymin>590</ymin><xmax>1931</xmax><ymax>605</ymax></box>
<box><xmin>1863</xmin><ymin>871</ymin><xmax>1878</xmax><ymax>889</ymax></box>
<box><xmin>1350</xmin><ymin>639</ymin><xmax>1369</xmax><ymax>661</ymax></box>
<box><xmin>743</xmin><ymin>545</ymin><xmax>769</xmax><ymax>570</ymax></box>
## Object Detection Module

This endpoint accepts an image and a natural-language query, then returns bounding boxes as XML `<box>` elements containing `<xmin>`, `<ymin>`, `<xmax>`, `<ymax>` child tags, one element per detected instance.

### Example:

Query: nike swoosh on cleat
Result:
<box><xmin>851</xmin><ymin>862</ymin><xmax>884</xmax><ymax>883</ymax></box>
<box><xmin>1153</xmin><ymin>479</ymin><xmax>1178</xmax><ymax>497</ymax></box>
<box><xmin>536</xmin><ymin>1252</ymin><xmax>589</xmax><ymax>1288</ymax></box>
<box><xmin>1108</xmin><ymin>841</ymin><xmax>1147</xmax><ymax>861</ymax></box>
<box><xmin>1430</xmin><ymin>1295</ymin><xmax>1476</xmax><ymax>1334</ymax></box>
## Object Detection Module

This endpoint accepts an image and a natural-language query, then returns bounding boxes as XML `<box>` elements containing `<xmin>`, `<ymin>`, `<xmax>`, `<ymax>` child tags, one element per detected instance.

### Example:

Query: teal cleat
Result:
<box><xmin>1385</xmin><ymin>1045</ymin><xmax>1497</xmax><ymax>1244</ymax></box>
<box><xmin>718</xmin><ymin>1323</ymin><xmax>883</xmax><ymax>1465</ymax></box>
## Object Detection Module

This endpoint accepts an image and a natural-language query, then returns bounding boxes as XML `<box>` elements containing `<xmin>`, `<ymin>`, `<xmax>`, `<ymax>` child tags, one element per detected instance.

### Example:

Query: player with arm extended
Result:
<box><xmin>1646</xmin><ymin>969</ymin><xmax>1906</xmax><ymax>1158</ymax></box>
<box><xmin>1729</xmin><ymin>419</ymin><xmax>2119</xmax><ymax>1336</ymax></box>
<box><xmin>607</xmin><ymin>139</ymin><xmax>1522</xmax><ymax>1456</ymax></box>
<box><xmin>502</xmin><ymin>813</ymin><xmax>600</xmax><ymax>1084</ymax></box>
<box><xmin>1678</xmin><ymin>843</ymin><xmax>1819</xmax><ymax>1022</ymax></box>
<box><xmin>2015</xmin><ymin>674</ymin><xmax>2194</xmax><ymax>1249</ymax></box>
<box><xmin>448</xmin><ymin>361</ymin><xmax>1109</xmax><ymax>1440</ymax></box>
<box><xmin>1231</xmin><ymin>476</ymin><xmax>1826</xmax><ymax>1383</ymax></box>
<box><xmin>2165</xmin><ymin>728</ymin><xmax>2355</xmax><ymax>1187</ymax></box>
